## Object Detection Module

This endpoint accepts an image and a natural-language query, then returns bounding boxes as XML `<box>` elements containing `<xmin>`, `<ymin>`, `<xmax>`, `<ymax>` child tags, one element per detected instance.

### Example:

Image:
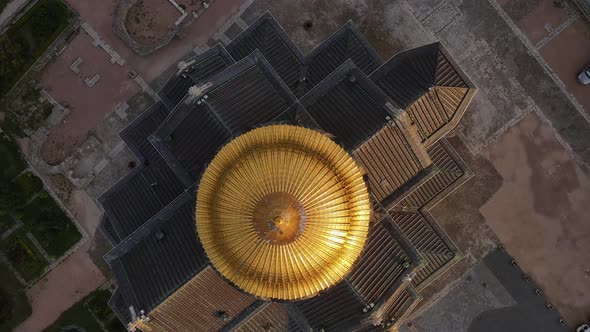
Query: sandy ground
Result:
<box><xmin>480</xmin><ymin>113</ymin><xmax>590</xmax><ymax>324</ymax></box>
<box><xmin>539</xmin><ymin>18</ymin><xmax>590</xmax><ymax>117</ymax></box>
<box><xmin>14</xmin><ymin>190</ymin><xmax>106</xmax><ymax>332</ymax></box>
<box><xmin>66</xmin><ymin>0</ymin><xmax>246</xmax><ymax>82</ymax></box>
<box><xmin>39</xmin><ymin>31</ymin><xmax>139</xmax><ymax>165</ymax></box>
<box><xmin>125</xmin><ymin>0</ymin><xmax>179</xmax><ymax>44</ymax></box>
<box><xmin>513</xmin><ymin>0</ymin><xmax>569</xmax><ymax>45</ymax></box>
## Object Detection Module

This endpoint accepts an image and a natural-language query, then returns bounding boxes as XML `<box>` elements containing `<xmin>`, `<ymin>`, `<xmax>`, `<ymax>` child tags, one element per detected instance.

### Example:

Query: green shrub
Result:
<box><xmin>0</xmin><ymin>0</ymin><xmax>72</xmax><ymax>98</ymax></box>
<box><xmin>21</xmin><ymin>193</ymin><xmax>81</xmax><ymax>258</ymax></box>
<box><xmin>1</xmin><ymin>235</ymin><xmax>47</xmax><ymax>281</ymax></box>
<box><xmin>13</xmin><ymin>171</ymin><xmax>44</xmax><ymax>203</ymax></box>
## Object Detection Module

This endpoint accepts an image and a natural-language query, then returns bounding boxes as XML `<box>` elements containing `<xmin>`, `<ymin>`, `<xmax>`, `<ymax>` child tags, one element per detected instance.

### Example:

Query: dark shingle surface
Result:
<box><xmin>296</xmin><ymin>280</ymin><xmax>368</xmax><ymax>330</ymax></box>
<box><xmin>161</xmin><ymin>103</ymin><xmax>231</xmax><ymax>181</ymax></box>
<box><xmin>99</xmin><ymin>158</ymin><xmax>185</xmax><ymax>239</ymax></box>
<box><xmin>159</xmin><ymin>45</ymin><xmax>235</xmax><ymax>109</ymax></box>
<box><xmin>204</xmin><ymin>50</ymin><xmax>296</xmax><ymax>135</ymax></box>
<box><xmin>347</xmin><ymin>222</ymin><xmax>411</xmax><ymax>305</ymax></box>
<box><xmin>300</xmin><ymin>60</ymin><xmax>395</xmax><ymax>150</ymax></box>
<box><xmin>120</xmin><ymin>101</ymin><xmax>171</xmax><ymax>163</ymax></box>
<box><xmin>226</xmin><ymin>12</ymin><xmax>304</xmax><ymax>94</ymax></box>
<box><xmin>106</xmin><ymin>192</ymin><xmax>208</xmax><ymax>313</ymax></box>
<box><xmin>305</xmin><ymin>22</ymin><xmax>382</xmax><ymax>87</ymax></box>
<box><xmin>370</xmin><ymin>43</ymin><xmax>438</xmax><ymax>108</ymax></box>
<box><xmin>109</xmin><ymin>289</ymin><xmax>131</xmax><ymax>325</ymax></box>
<box><xmin>98</xmin><ymin>214</ymin><xmax>121</xmax><ymax>244</ymax></box>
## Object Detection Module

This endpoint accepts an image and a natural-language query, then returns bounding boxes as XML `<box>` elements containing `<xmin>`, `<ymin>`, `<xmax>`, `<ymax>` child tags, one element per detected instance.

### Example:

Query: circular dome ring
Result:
<box><xmin>196</xmin><ymin>125</ymin><xmax>370</xmax><ymax>300</ymax></box>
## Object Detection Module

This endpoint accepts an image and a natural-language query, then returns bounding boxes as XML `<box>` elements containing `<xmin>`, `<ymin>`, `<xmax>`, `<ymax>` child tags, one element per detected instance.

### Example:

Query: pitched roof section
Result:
<box><xmin>371</xmin><ymin>42</ymin><xmax>475</xmax><ymax>144</ymax></box>
<box><xmin>105</xmin><ymin>191</ymin><xmax>208</xmax><ymax>315</ymax></box>
<box><xmin>370</xmin><ymin>43</ymin><xmax>439</xmax><ymax>108</ymax></box>
<box><xmin>120</xmin><ymin>101</ymin><xmax>171</xmax><ymax>163</ymax></box>
<box><xmin>353</xmin><ymin>122</ymin><xmax>431</xmax><ymax>204</ymax></box>
<box><xmin>159</xmin><ymin>45</ymin><xmax>235</xmax><ymax>109</ymax></box>
<box><xmin>98</xmin><ymin>158</ymin><xmax>185</xmax><ymax>239</ymax></box>
<box><xmin>295</xmin><ymin>281</ymin><xmax>369</xmax><ymax>331</ymax></box>
<box><xmin>232</xmin><ymin>302</ymin><xmax>289</xmax><ymax>332</ymax></box>
<box><xmin>388</xmin><ymin>211</ymin><xmax>456</xmax><ymax>287</ymax></box>
<box><xmin>226</xmin><ymin>12</ymin><xmax>305</xmax><ymax>95</ymax></box>
<box><xmin>380</xmin><ymin>286</ymin><xmax>421</xmax><ymax>330</ymax></box>
<box><xmin>300</xmin><ymin>60</ymin><xmax>397</xmax><ymax>150</ymax></box>
<box><xmin>142</xmin><ymin>266</ymin><xmax>256</xmax><ymax>332</ymax></box>
<box><xmin>151</xmin><ymin>101</ymin><xmax>231</xmax><ymax>185</ymax></box>
<box><xmin>305</xmin><ymin>22</ymin><xmax>382</xmax><ymax>88</ymax></box>
<box><xmin>396</xmin><ymin>140</ymin><xmax>466</xmax><ymax>210</ymax></box>
<box><xmin>98</xmin><ymin>214</ymin><xmax>120</xmax><ymax>244</ymax></box>
<box><xmin>203</xmin><ymin>50</ymin><xmax>297</xmax><ymax>135</ymax></box>
<box><xmin>108</xmin><ymin>290</ymin><xmax>131</xmax><ymax>327</ymax></box>
<box><xmin>346</xmin><ymin>221</ymin><xmax>413</xmax><ymax>305</ymax></box>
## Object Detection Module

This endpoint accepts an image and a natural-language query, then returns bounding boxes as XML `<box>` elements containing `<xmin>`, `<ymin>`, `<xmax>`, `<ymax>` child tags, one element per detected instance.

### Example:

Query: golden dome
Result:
<box><xmin>195</xmin><ymin>125</ymin><xmax>371</xmax><ymax>300</ymax></box>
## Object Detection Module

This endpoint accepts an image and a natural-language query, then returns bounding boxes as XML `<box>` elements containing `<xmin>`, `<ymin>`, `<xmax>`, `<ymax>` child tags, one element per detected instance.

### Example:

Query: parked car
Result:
<box><xmin>578</xmin><ymin>65</ymin><xmax>590</xmax><ymax>84</ymax></box>
<box><xmin>577</xmin><ymin>323</ymin><xmax>590</xmax><ymax>332</ymax></box>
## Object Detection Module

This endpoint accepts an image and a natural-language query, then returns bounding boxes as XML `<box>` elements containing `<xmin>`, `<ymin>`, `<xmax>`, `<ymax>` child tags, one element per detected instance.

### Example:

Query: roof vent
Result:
<box><xmin>155</xmin><ymin>231</ymin><xmax>166</xmax><ymax>241</ymax></box>
<box><xmin>348</xmin><ymin>74</ymin><xmax>357</xmax><ymax>83</ymax></box>
<box><xmin>214</xmin><ymin>310</ymin><xmax>230</xmax><ymax>321</ymax></box>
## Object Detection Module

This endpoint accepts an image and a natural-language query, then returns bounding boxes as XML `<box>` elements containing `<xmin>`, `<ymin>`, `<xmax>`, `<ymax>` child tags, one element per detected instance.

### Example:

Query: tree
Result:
<box><xmin>0</xmin><ymin>182</ymin><xmax>25</xmax><ymax>214</ymax></box>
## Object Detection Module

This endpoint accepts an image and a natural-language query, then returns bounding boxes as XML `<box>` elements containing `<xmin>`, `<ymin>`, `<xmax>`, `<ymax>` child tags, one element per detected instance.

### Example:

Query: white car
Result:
<box><xmin>578</xmin><ymin>66</ymin><xmax>590</xmax><ymax>84</ymax></box>
<box><xmin>577</xmin><ymin>323</ymin><xmax>590</xmax><ymax>332</ymax></box>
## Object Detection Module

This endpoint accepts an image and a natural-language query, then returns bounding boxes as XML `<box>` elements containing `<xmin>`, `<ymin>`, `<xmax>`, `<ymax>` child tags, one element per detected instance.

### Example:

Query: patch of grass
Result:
<box><xmin>0</xmin><ymin>214</ymin><xmax>14</xmax><ymax>235</ymax></box>
<box><xmin>44</xmin><ymin>289</ymin><xmax>126</xmax><ymax>332</ymax></box>
<box><xmin>0</xmin><ymin>0</ymin><xmax>72</xmax><ymax>98</ymax></box>
<box><xmin>0</xmin><ymin>263</ymin><xmax>31</xmax><ymax>331</ymax></box>
<box><xmin>0</xmin><ymin>233</ymin><xmax>47</xmax><ymax>282</ymax></box>
<box><xmin>13</xmin><ymin>171</ymin><xmax>44</xmax><ymax>203</ymax></box>
<box><xmin>21</xmin><ymin>191</ymin><xmax>81</xmax><ymax>259</ymax></box>
<box><xmin>0</xmin><ymin>133</ymin><xmax>26</xmax><ymax>183</ymax></box>
<box><xmin>0</xmin><ymin>0</ymin><xmax>9</xmax><ymax>13</ymax></box>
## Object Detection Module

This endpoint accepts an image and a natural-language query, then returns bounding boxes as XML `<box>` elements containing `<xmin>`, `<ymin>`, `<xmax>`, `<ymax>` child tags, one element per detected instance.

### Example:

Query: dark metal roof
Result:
<box><xmin>105</xmin><ymin>190</ymin><xmax>208</xmax><ymax>314</ymax></box>
<box><xmin>226</xmin><ymin>12</ymin><xmax>305</xmax><ymax>95</ymax></box>
<box><xmin>353</xmin><ymin>123</ymin><xmax>430</xmax><ymax>204</ymax></box>
<box><xmin>151</xmin><ymin>101</ymin><xmax>231</xmax><ymax>185</ymax></box>
<box><xmin>98</xmin><ymin>214</ymin><xmax>120</xmax><ymax>244</ymax></box>
<box><xmin>295</xmin><ymin>280</ymin><xmax>370</xmax><ymax>331</ymax></box>
<box><xmin>108</xmin><ymin>289</ymin><xmax>131</xmax><ymax>325</ymax></box>
<box><xmin>98</xmin><ymin>158</ymin><xmax>185</xmax><ymax>239</ymax></box>
<box><xmin>300</xmin><ymin>60</ymin><xmax>397</xmax><ymax>150</ymax></box>
<box><xmin>370</xmin><ymin>43</ymin><xmax>439</xmax><ymax>109</ymax></box>
<box><xmin>120</xmin><ymin>101</ymin><xmax>171</xmax><ymax>163</ymax></box>
<box><xmin>346</xmin><ymin>220</ymin><xmax>414</xmax><ymax>306</ymax></box>
<box><xmin>305</xmin><ymin>22</ymin><xmax>383</xmax><ymax>88</ymax></box>
<box><xmin>159</xmin><ymin>45</ymin><xmax>235</xmax><ymax>109</ymax></box>
<box><xmin>202</xmin><ymin>50</ymin><xmax>297</xmax><ymax>135</ymax></box>
<box><xmin>388</xmin><ymin>210</ymin><xmax>455</xmax><ymax>287</ymax></box>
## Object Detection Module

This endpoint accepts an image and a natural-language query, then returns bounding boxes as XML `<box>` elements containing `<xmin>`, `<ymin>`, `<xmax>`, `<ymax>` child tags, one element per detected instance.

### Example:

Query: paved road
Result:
<box><xmin>403</xmin><ymin>249</ymin><xmax>570</xmax><ymax>332</ymax></box>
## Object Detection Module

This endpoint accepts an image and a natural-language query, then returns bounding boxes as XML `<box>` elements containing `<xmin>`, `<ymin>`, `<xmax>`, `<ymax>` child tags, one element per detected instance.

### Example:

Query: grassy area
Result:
<box><xmin>0</xmin><ymin>214</ymin><xmax>14</xmax><ymax>235</ymax></box>
<box><xmin>44</xmin><ymin>289</ymin><xmax>126</xmax><ymax>332</ymax></box>
<box><xmin>13</xmin><ymin>171</ymin><xmax>44</xmax><ymax>202</ymax></box>
<box><xmin>0</xmin><ymin>262</ymin><xmax>31</xmax><ymax>331</ymax></box>
<box><xmin>0</xmin><ymin>0</ymin><xmax>72</xmax><ymax>98</ymax></box>
<box><xmin>0</xmin><ymin>0</ymin><xmax>8</xmax><ymax>13</ymax></box>
<box><xmin>0</xmin><ymin>133</ymin><xmax>26</xmax><ymax>183</ymax></box>
<box><xmin>21</xmin><ymin>191</ymin><xmax>81</xmax><ymax>259</ymax></box>
<box><xmin>0</xmin><ymin>233</ymin><xmax>47</xmax><ymax>282</ymax></box>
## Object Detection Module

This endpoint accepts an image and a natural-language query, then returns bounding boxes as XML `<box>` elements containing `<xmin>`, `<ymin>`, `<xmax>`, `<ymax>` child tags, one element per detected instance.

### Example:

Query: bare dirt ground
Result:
<box><xmin>15</xmin><ymin>190</ymin><xmax>106</xmax><ymax>332</ymax></box>
<box><xmin>125</xmin><ymin>0</ymin><xmax>179</xmax><ymax>44</ymax></box>
<box><xmin>39</xmin><ymin>31</ymin><xmax>139</xmax><ymax>165</ymax></box>
<box><xmin>65</xmin><ymin>0</ymin><xmax>246</xmax><ymax>82</ymax></box>
<box><xmin>539</xmin><ymin>18</ymin><xmax>590</xmax><ymax>117</ymax></box>
<box><xmin>480</xmin><ymin>113</ymin><xmax>590</xmax><ymax>324</ymax></box>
